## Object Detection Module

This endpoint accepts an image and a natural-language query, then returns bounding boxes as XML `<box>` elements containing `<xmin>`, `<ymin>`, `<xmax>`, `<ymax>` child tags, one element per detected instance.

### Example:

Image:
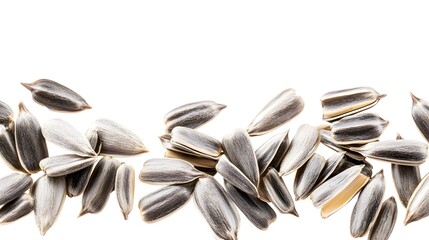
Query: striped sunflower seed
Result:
<box><xmin>0</xmin><ymin>173</ymin><xmax>33</xmax><ymax>206</ymax></box>
<box><xmin>256</xmin><ymin>131</ymin><xmax>290</xmax><ymax>174</ymax></box>
<box><xmin>31</xmin><ymin>175</ymin><xmax>66</xmax><ymax>236</ymax></box>
<box><xmin>405</xmin><ymin>171</ymin><xmax>429</xmax><ymax>225</ymax></box>
<box><xmin>39</xmin><ymin>154</ymin><xmax>98</xmax><ymax>177</ymax></box>
<box><xmin>86</xmin><ymin>128</ymin><xmax>102</xmax><ymax>153</ymax></box>
<box><xmin>0</xmin><ymin>193</ymin><xmax>34</xmax><ymax>224</ymax></box>
<box><xmin>368</xmin><ymin>196</ymin><xmax>397</xmax><ymax>240</ymax></box>
<box><xmin>0</xmin><ymin>100</ymin><xmax>13</xmax><ymax>129</ymax></box>
<box><xmin>411</xmin><ymin>93</ymin><xmax>429</xmax><ymax>142</ymax></box>
<box><xmin>294</xmin><ymin>153</ymin><xmax>326</xmax><ymax>200</ymax></box>
<box><xmin>194</xmin><ymin>176</ymin><xmax>240</xmax><ymax>240</ymax></box>
<box><xmin>331</xmin><ymin>113</ymin><xmax>389</xmax><ymax>145</ymax></box>
<box><xmin>164</xmin><ymin>101</ymin><xmax>226</xmax><ymax>133</ymax></box>
<box><xmin>0</xmin><ymin>125</ymin><xmax>25</xmax><ymax>172</ymax></box>
<box><xmin>311</xmin><ymin>151</ymin><xmax>345</xmax><ymax>191</ymax></box>
<box><xmin>320</xmin><ymin>129</ymin><xmax>365</xmax><ymax>161</ymax></box>
<box><xmin>80</xmin><ymin>157</ymin><xmax>120</xmax><ymax>216</ymax></box>
<box><xmin>321</xmin><ymin>87</ymin><xmax>385</xmax><ymax>121</ymax></box>
<box><xmin>350</xmin><ymin>140</ymin><xmax>428</xmax><ymax>166</ymax></box>
<box><xmin>247</xmin><ymin>88</ymin><xmax>304</xmax><ymax>136</ymax></box>
<box><xmin>115</xmin><ymin>163</ymin><xmax>135</xmax><ymax>220</ymax></box>
<box><xmin>21</xmin><ymin>79</ymin><xmax>91</xmax><ymax>112</ymax></box>
<box><xmin>66</xmin><ymin>165</ymin><xmax>93</xmax><ymax>198</ymax></box>
<box><xmin>350</xmin><ymin>170</ymin><xmax>385</xmax><ymax>238</ymax></box>
<box><xmin>138</xmin><ymin>182</ymin><xmax>195</xmax><ymax>222</ymax></box>
<box><xmin>15</xmin><ymin>102</ymin><xmax>49</xmax><ymax>173</ymax></box>
<box><xmin>279</xmin><ymin>124</ymin><xmax>320</xmax><ymax>176</ymax></box>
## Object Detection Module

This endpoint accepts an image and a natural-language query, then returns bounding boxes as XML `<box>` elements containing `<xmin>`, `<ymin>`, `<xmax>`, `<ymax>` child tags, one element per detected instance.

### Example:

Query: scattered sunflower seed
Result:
<box><xmin>405</xmin><ymin>171</ymin><xmax>429</xmax><ymax>225</ymax></box>
<box><xmin>312</xmin><ymin>151</ymin><xmax>345</xmax><ymax>191</ymax></box>
<box><xmin>368</xmin><ymin>196</ymin><xmax>397</xmax><ymax>240</ymax></box>
<box><xmin>411</xmin><ymin>93</ymin><xmax>429</xmax><ymax>142</ymax></box>
<box><xmin>0</xmin><ymin>193</ymin><xmax>34</xmax><ymax>224</ymax></box>
<box><xmin>115</xmin><ymin>163</ymin><xmax>135</xmax><ymax>220</ymax></box>
<box><xmin>294</xmin><ymin>153</ymin><xmax>326</xmax><ymax>200</ymax></box>
<box><xmin>39</xmin><ymin>154</ymin><xmax>98</xmax><ymax>177</ymax></box>
<box><xmin>247</xmin><ymin>88</ymin><xmax>304</xmax><ymax>136</ymax></box>
<box><xmin>65</xmin><ymin>165</ymin><xmax>93</xmax><ymax>198</ymax></box>
<box><xmin>0</xmin><ymin>100</ymin><xmax>13</xmax><ymax>129</ymax></box>
<box><xmin>21</xmin><ymin>79</ymin><xmax>91</xmax><ymax>112</ymax></box>
<box><xmin>255</xmin><ymin>131</ymin><xmax>290</xmax><ymax>174</ymax></box>
<box><xmin>0</xmin><ymin>125</ymin><xmax>25</xmax><ymax>172</ymax></box>
<box><xmin>320</xmin><ymin>129</ymin><xmax>365</xmax><ymax>161</ymax></box>
<box><xmin>0</xmin><ymin>173</ymin><xmax>33</xmax><ymax>206</ymax></box>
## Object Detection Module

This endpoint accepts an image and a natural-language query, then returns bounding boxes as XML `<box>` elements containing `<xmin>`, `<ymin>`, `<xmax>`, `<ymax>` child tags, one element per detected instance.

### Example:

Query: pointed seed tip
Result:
<box><xmin>378</xmin><ymin>93</ymin><xmax>387</xmax><ymax>99</ymax></box>
<box><xmin>291</xmin><ymin>208</ymin><xmax>299</xmax><ymax>217</ymax></box>
<box><xmin>83</xmin><ymin>105</ymin><xmax>92</xmax><ymax>110</ymax></box>
<box><xmin>21</xmin><ymin>82</ymin><xmax>32</xmax><ymax>90</ymax></box>
<box><xmin>217</xmin><ymin>103</ymin><xmax>227</xmax><ymax>109</ymax></box>
<box><xmin>410</xmin><ymin>92</ymin><xmax>419</xmax><ymax>102</ymax></box>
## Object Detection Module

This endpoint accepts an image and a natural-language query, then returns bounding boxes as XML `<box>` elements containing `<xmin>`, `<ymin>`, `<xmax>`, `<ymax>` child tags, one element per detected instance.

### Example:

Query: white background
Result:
<box><xmin>1</xmin><ymin>1</ymin><xmax>429</xmax><ymax>239</ymax></box>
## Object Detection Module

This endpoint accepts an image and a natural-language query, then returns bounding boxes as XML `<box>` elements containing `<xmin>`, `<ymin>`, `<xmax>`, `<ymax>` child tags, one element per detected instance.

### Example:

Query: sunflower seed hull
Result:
<box><xmin>21</xmin><ymin>79</ymin><xmax>91</xmax><ymax>112</ymax></box>
<box><xmin>256</xmin><ymin>131</ymin><xmax>289</xmax><ymax>174</ymax></box>
<box><xmin>368</xmin><ymin>197</ymin><xmax>397</xmax><ymax>240</ymax></box>
<box><xmin>411</xmin><ymin>93</ymin><xmax>429</xmax><ymax>142</ymax></box>
<box><xmin>66</xmin><ymin>165</ymin><xmax>93</xmax><ymax>198</ymax></box>
<box><xmin>0</xmin><ymin>173</ymin><xmax>33</xmax><ymax>206</ymax></box>
<box><xmin>194</xmin><ymin>177</ymin><xmax>240</xmax><ymax>240</ymax></box>
<box><xmin>115</xmin><ymin>163</ymin><xmax>135</xmax><ymax>220</ymax></box>
<box><xmin>321</xmin><ymin>87</ymin><xmax>385</xmax><ymax>121</ymax></box>
<box><xmin>294</xmin><ymin>153</ymin><xmax>326</xmax><ymax>200</ymax></box>
<box><xmin>0</xmin><ymin>101</ymin><xmax>13</xmax><ymax>129</ymax></box>
<box><xmin>320</xmin><ymin>129</ymin><xmax>365</xmax><ymax>161</ymax></box>
<box><xmin>247</xmin><ymin>88</ymin><xmax>304</xmax><ymax>136</ymax></box>
<box><xmin>40</xmin><ymin>154</ymin><xmax>98</xmax><ymax>177</ymax></box>
<box><xmin>164</xmin><ymin>101</ymin><xmax>226</xmax><ymax>133</ymax></box>
<box><xmin>0</xmin><ymin>126</ymin><xmax>25</xmax><ymax>172</ymax></box>
<box><xmin>31</xmin><ymin>175</ymin><xmax>66</xmax><ymax>236</ymax></box>
<box><xmin>312</xmin><ymin>151</ymin><xmax>345</xmax><ymax>191</ymax></box>
<box><xmin>15</xmin><ymin>102</ymin><xmax>49</xmax><ymax>173</ymax></box>
<box><xmin>139</xmin><ymin>182</ymin><xmax>195</xmax><ymax>222</ymax></box>
<box><xmin>350</xmin><ymin>170</ymin><xmax>385</xmax><ymax>238</ymax></box>
<box><xmin>391</xmin><ymin>164</ymin><xmax>420</xmax><ymax>207</ymax></box>
<box><xmin>0</xmin><ymin>193</ymin><xmax>34</xmax><ymax>224</ymax></box>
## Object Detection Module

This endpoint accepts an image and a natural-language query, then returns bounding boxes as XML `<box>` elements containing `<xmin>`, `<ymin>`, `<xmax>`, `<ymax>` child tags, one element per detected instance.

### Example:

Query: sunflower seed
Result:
<box><xmin>86</xmin><ymin>128</ymin><xmax>101</xmax><ymax>153</ymax></box>
<box><xmin>247</xmin><ymin>88</ymin><xmax>304</xmax><ymax>136</ymax></box>
<box><xmin>321</xmin><ymin>87</ymin><xmax>386</xmax><ymax>121</ymax></box>
<box><xmin>216</xmin><ymin>156</ymin><xmax>259</xmax><ymax>197</ymax></box>
<box><xmin>310</xmin><ymin>165</ymin><xmax>364</xmax><ymax>208</ymax></box>
<box><xmin>279</xmin><ymin>124</ymin><xmax>320</xmax><ymax>176</ymax></box>
<box><xmin>39</xmin><ymin>154</ymin><xmax>98</xmax><ymax>177</ymax></box>
<box><xmin>139</xmin><ymin>158</ymin><xmax>206</xmax><ymax>185</ymax></box>
<box><xmin>255</xmin><ymin>131</ymin><xmax>290</xmax><ymax>174</ymax></box>
<box><xmin>261</xmin><ymin>168</ymin><xmax>298</xmax><ymax>216</ymax></box>
<box><xmin>92</xmin><ymin>119</ymin><xmax>148</xmax><ymax>156</ymax></box>
<box><xmin>411</xmin><ymin>93</ymin><xmax>429</xmax><ymax>142</ymax></box>
<box><xmin>350</xmin><ymin>140</ymin><xmax>428</xmax><ymax>166</ymax></box>
<box><xmin>66</xmin><ymin>165</ymin><xmax>93</xmax><ymax>198</ymax></box>
<box><xmin>0</xmin><ymin>100</ymin><xmax>13</xmax><ymax>129</ymax></box>
<box><xmin>164</xmin><ymin>150</ymin><xmax>218</xmax><ymax>169</ymax></box>
<box><xmin>31</xmin><ymin>175</ymin><xmax>66</xmax><ymax>236</ymax></box>
<box><xmin>368</xmin><ymin>197</ymin><xmax>397</xmax><ymax>240</ymax></box>
<box><xmin>405</xmin><ymin>171</ymin><xmax>429</xmax><ymax>225</ymax></box>
<box><xmin>194</xmin><ymin>176</ymin><xmax>240</xmax><ymax>240</ymax></box>
<box><xmin>312</xmin><ymin>151</ymin><xmax>345</xmax><ymax>190</ymax></box>
<box><xmin>15</xmin><ymin>102</ymin><xmax>49</xmax><ymax>173</ymax></box>
<box><xmin>217</xmin><ymin>129</ymin><xmax>259</xmax><ymax>196</ymax></box>
<box><xmin>225</xmin><ymin>180</ymin><xmax>276</xmax><ymax>230</ymax></box>
<box><xmin>320</xmin><ymin>129</ymin><xmax>365</xmax><ymax>161</ymax></box>
<box><xmin>115</xmin><ymin>163</ymin><xmax>135</xmax><ymax>220</ymax></box>
<box><xmin>350</xmin><ymin>170</ymin><xmax>385</xmax><ymax>238</ymax></box>
<box><xmin>42</xmin><ymin>119</ymin><xmax>96</xmax><ymax>157</ymax></box>
<box><xmin>294</xmin><ymin>153</ymin><xmax>326</xmax><ymax>200</ymax></box>
<box><xmin>79</xmin><ymin>156</ymin><xmax>120</xmax><ymax>216</ymax></box>
<box><xmin>330</xmin><ymin>156</ymin><xmax>373</xmax><ymax>178</ymax></box>
<box><xmin>21</xmin><ymin>79</ymin><xmax>91</xmax><ymax>112</ymax></box>
<box><xmin>138</xmin><ymin>182</ymin><xmax>195</xmax><ymax>222</ymax></box>
<box><xmin>164</xmin><ymin>101</ymin><xmax>226</xmax><ymax>133</ymax></box>
<box><xmin>391</xmin><ymin>138</ymin><xmax>421</xmax><ymax>207</ymax></box>
<box><xmin>0</xmin><ymin>193</ymin><xmax>34</xmax><ymax>224</ymax></box>
<box><xmin>0</xmin><ymin>125</ymin><xmax>25</xmax><ymax>172</ymax></box>
<box><xmin>0</xmin><ymin>173</ymin><xmax>33</xmax><ymax>206</ymax></box>
<box><xmin>169</xmin><ymin>126</ymin><xmax>222</xmax><ymax>159</ymax></box>
<box><xmin>331</xmin><ymin>113</ymin><xmax>389</xmax><ymax>145</ymax></box>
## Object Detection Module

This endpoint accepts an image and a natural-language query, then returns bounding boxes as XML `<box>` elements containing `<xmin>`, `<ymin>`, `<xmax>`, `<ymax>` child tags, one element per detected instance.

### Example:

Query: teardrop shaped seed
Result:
<box><xmin>294</xmin><ymin>153</ymin><xmax>326</xmax><ymax>200</ymax></box>
<box><xmin>39</xmin><ymin>154</ymin><xmax>98</xmax><ymax>177</ymax></box>
<box><xmin>411</xmin><ymin>93</ymin><xmax>429</xmax><ymax>142</ymax></box>
<box><xmin>139</xmin><ymin>158</ymin><xmax>206</xmax><ymax>185</ymax></box>
<box><xmin>221</xmin><ymin>129</ymin><xmax>259</xmax><ymax>190</ymax></box>
<box><xmin>115</xmin><ymin>163</ymin><xmax>135</xmax><ymax>220</ymax></box>
<box><xmin>368</xmin><ymin>197</ymin><xmax>397</xmax><ymax>240</ymax></box>
<box><xmin>66</xmin><ymin>165</ymin><xmax>93</xmax><ymax>198</ymax></box>
<box><xmin>0</xmin><ymin>125</ymin><xmax>25</xmax><ymax>172</ymax></box>
<box><xmin>320</xmin><ymin>129</ymin><xmax>365</xmax><ymax>161</ymax></box>
<box><xmin>0</xmin><ymin>173</ymin><xmax>33</xmax><ymax>206</ymax></box>
<box><xmin>92</xmin><ymin>119</ymin><xmax>148</xmax><ymax>156</ymax></box>
<box><xmin>79</xmin><ymin>157</ymin><xmax>120</xmax><ymax>216</ymax></box>
<box><xmin>321</xmin><ymin>87</ymin><xmax>386</xmax><ymax>121</ymax></box>
<box><xmin>331</xmin><ymin>113</ymin><xmax>389</xmax><ymax>145</ymax></box>
<box><xmin>247</xmin><ymin>88</ymin><xmax>304</xmax><ymax>136</ymax></box>
<box><xmin>391</xmin><ymin>164</ymin><xmax>420</xmax><ymax>208</ymax></box>
<box><xmin>164</xmin><ymin>101</ymin><xmax>226</xmax><ymax>133</ymax></box>
<box><xmin>225</xmin><ymin>180</ymin><xmax>276</xmax><ymax>230</ymax></box>
<box><xmin>139</xmin><ymin>182</ymin><xmax>195</xmax><ymax>222</ymax></box>
<box><xmin>31</xmin><ymin>175</ymin><xmax>66</xmax><ymax>236</ymax></box>
<box><xmin>350</xmin><ymin>140</ymin><xmax>428</xmax><ymax>166</ymax></box>
<box><xmin>15</xmin><ymin>102</ymin><xmax>49</xmax><ymax>173</ymax></box>
<box><xmin>170</xmin><ymin>126</ymin><xmax>222</xmax><ymax>159</ymax></box>
<box><xmin>21</xmin><ymin>79</ymin><xmax>91</xmax><ymax>112</ymax></box>
<box><xmin>350</xmin><ymin>170</ymin><xmax>385</xmax><ymax>238</ymax></box>
<box><xmin>42</xmin><ymin>119</ymin><xmax>96</xmax><ymax>157</ymax></box>
<box><xmin>256</xmin><ymin>131</ymin><xmax>290</xmax><ymax>174</ymax></box>
<box><xmin>194</xmin><ymin>177</ymin><xmax>240</xmax><ymax>240</ymax></box>
<box><xmin>405</xmin><ymin>172</ymin><xmax>429</xmax><ymax>225</ymax></box>
<box><xmin>0</xmin><ymin>193</ymin><xmax>34</xmax><ymax>224</ymax></box>
<box><xmin>261</xmin><ymin>168</ymin><xmax>298</xmax><ymax>216</ymax></box>
<box><xmin>279</xmin><ymin>124</ymin><xmax>320</xmax><ymax>176</ymax></box>
<box><xmin>0</xmin><ymin>100</ymin><xmax>13</xmax><ymax>129</ymax></box>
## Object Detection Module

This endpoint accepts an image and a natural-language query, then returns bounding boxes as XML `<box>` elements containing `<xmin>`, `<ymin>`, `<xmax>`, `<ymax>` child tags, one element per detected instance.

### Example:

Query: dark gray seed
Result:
<box><xmin>39</xmin><ymin>154</ymin><xmax>98</xmax><ymax>177</ymax></box>
<box><xmin>320</xmin><ymin>129</ymin><xmax>366</xmax><ymax>161</ymax></box>
<box><xmin>66</xmin><ymin>165</ymin><xmax>93</xmax><ymax>198</ymax></box>
<box><xmin>0</xmin><ymin>193</ymin><xmax>34</xmax><ymax>224</ymax></box>
<box><xmin>0</xmin><ymin>101</ymin><xmax>13</xmax><ymax>129</ymax></box>
<box><xmin>391</xmin><ymin>164</ymin><xmax>420</xmax><ymax>208</ymax></box>
<box><xmin>294</xmin><ymin>153</ymin><xmax>326</xmax><ymax>200</ymax></box>
<box><xmin>312</xmin><ymin>151</ymin><xmax>345</xmax><ymax>190</ymax></box>
<box><xmin>411</xmin><ymin>93</ymin><xmax>429</xmax><ymax>142</ymax></box>
<box><xmin>115</xmin><ymin>163</ymin><xmax>135</xmax><ymax>220</ymax></box>
<box><xmin>0</xmin><ymin>125</ymin><xmax>25</xmax><ymax>172</ymax></box>
<box><xmin>0</xmin><ymin>173</ymin><xmax>33</xmax><ymax>206</ymax></box>
<box><xmin>256</xmin><ymin>131</ymin><xmax>290</xmax><ymax>174</ymax></box>
<box><xmin>368</xmin><ymin>197</ymin><xmax>397</xmax><ymax>240</ymax></box>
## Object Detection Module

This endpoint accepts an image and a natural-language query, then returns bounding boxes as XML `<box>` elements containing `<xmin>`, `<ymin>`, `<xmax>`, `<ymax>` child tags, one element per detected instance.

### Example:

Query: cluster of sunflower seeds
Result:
<box><xmin>0</xmin><ymin>79</ymin><xmax>147</xmax><ymax>235</ymax></box>
<box><xmin>138</xmin><ymin>86</ymin><xmax>429</xmax><ymax>240</ymax></box>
